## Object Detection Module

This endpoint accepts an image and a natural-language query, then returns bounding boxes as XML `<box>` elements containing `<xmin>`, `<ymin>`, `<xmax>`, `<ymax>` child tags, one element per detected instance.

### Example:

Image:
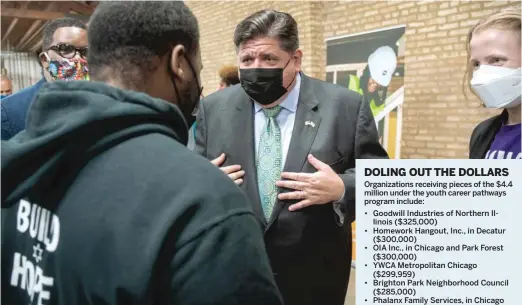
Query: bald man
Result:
<box><xmin>0</xmin><ymin>75</ymin><xmax>12</xmax><ymax>98</ymax></box>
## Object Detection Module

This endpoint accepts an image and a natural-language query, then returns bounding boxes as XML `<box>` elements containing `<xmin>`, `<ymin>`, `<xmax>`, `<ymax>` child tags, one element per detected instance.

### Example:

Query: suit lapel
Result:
<box><xmin>266</xmin><ymin>74</ymin><xmax>322</xmax><ymax>229</ymax></box>
<box><xmin>230</xmin><ymin>89</ymin><xmax>266</xmax><ymax>225</ymax></box>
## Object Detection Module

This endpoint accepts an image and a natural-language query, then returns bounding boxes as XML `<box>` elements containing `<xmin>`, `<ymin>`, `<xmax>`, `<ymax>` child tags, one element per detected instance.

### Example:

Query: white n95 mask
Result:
<box><xmin>470</xmin><ymin>65</ymin><xmax>522</xmax><ymax>109</ymax></box>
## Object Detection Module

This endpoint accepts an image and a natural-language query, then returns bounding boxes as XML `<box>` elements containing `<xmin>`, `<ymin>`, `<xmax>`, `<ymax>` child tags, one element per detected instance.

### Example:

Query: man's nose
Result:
<box><xmin>73</xmin><ymin>51</ymin><xmax>83</xmax><ymax>60</ymax></box>
<box><xmin>251</xmin><ymin>58</ymin><xmax>269</xmax><ymax>68</ymax></box>
<box><xmin>252</xmin><ymin>58</ymin><xmax>264</xmax><ymax>68</ymax></box>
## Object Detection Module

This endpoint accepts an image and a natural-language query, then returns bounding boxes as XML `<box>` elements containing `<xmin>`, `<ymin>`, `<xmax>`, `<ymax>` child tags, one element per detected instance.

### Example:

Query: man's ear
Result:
<box><xmin>39</xmin><ymin>52</ymin><xmax>50</xmax><ymax>68</ymax></box>
<box><xmin>293</xmin><ymin>49</ymin><xmax>303</xmax><ymax>73</ymax></box>
<box><xmin>169</xmin><ymin>45</ymin><xmax>186</xmax><ymax>80</ymax></box>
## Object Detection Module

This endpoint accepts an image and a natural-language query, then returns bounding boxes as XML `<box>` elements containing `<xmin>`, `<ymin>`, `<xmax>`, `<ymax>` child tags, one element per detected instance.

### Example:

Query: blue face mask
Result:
<box><xmin>0</xmin><ymin>95</ymin><xmax>8</xmax><ymax>99</ymax></box>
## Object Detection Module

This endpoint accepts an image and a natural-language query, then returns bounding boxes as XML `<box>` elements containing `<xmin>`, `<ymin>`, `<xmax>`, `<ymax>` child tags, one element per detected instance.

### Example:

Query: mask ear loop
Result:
<box><xmin>183</xmin><ymin>54</ymin><xmax>203</xmax><ymax>97</ymax></box>
<box><xmin>39</xmin><ymin>52</ymin><xmax>51</xmax><ymax>63</ymax></box>
<box><xmin>283</xmin><ymin>52</ymin><xmax>298</xmax><ymax>90</ymax></box>
<box><xmin>182</xmin><ymin>54</ymin><xmax>203</xmax><ymax>117</ymax></box>
<box><xmin>168</xmin><ymin>51</ymin><xmax>202</xmax><ymax>118</ymax></box>
<box><xmin>40</xmin><ymin>52</ymin><xmax>60</xmax><ymax>80</ymax></box>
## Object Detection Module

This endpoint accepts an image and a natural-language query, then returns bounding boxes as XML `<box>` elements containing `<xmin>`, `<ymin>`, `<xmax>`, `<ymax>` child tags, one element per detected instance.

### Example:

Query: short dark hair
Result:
<box><xmin>87</xmin><ymin>1</ymin><xmax>199</xmax><ymax>85</ymax></box>
<box><xmin>234</xmin><ymin>10</ymin><xmax>299</xmax><ymax>53</ymax></box>
<box><xmin>42</xmin><ymin>17</ymin><xmax>87</xmax><ymax>50</ymax></box>
<box><xmin>219</xmin><ymin>65</ymin><xmax>240</xmax><ymax>86</ymax></box>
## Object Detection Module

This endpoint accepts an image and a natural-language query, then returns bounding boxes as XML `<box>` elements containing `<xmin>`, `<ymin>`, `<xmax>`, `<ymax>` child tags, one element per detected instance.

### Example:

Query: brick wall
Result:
<box><xmin>186</xmin><ymin>1</ymin><xmax>326</xmax><ymax>93</ymax></box>
<box><xmin>388</xmin><ymin>77</ymin><xmax>404</xmax><ymax>95</ymax></box>
<box><xmin>187</xmin><ymin>0</ymin><xmax>520</xmax><ymax>158</ymax></box>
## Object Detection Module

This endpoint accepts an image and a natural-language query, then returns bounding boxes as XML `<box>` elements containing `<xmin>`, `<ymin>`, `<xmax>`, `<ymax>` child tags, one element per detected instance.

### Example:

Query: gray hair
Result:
<box><xmin>233</xmin><ymin>10</ymin><xmax>299</xmax><ymax>53</ymax></box>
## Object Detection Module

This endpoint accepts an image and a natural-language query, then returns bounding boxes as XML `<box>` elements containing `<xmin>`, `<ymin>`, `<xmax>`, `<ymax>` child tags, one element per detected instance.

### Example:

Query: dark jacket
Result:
<box><xmin>1</xmin><ymin>78</ymin><xmax>46</xmax><ymax>140</ymax></box>
<box><xmin>195</xmin><ymin>73</ymin><xmax>388</xmax><ymax>305</ymax></box>
<box><xmin>1</xmin><ymin>81</ymin><xmax>283</xmax><ymax>305</ymax></box>
<box><xmin>469</xmin><ymin>110</ymin><xmax>508</xmax><ymax>159</ymax></box>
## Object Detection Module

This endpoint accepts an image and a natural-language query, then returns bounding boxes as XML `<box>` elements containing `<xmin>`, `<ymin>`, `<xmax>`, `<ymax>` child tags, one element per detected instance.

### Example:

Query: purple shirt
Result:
<box><xmin>485</xmin><ymin>123</ymin><xmax>521</xmax><ymax>159</ymax></box>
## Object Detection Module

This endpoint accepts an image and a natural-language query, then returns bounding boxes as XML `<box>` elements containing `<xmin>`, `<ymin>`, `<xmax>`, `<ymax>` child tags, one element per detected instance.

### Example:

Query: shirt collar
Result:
<box><xmin>254</xmin><ymin>73</ymin><xmax>301</xmax><ymax>113</ymax></box>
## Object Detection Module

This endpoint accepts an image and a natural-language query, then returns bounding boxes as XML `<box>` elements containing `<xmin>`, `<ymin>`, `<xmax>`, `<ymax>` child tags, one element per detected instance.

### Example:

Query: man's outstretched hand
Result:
<box><xmin>211</xmin><ymin>153</ymin><xmax>245</xmax><ymax>185</ymax></box>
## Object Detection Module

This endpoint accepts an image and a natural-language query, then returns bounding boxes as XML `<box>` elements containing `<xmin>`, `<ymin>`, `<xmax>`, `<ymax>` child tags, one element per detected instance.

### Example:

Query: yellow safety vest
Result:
<box><xmin>348</xmin><ymin>75</ymin><xmax>385</xmax><ymax>117</ymax></box>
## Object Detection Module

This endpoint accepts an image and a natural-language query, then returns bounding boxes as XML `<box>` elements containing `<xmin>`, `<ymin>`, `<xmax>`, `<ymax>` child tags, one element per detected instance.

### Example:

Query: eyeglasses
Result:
<box><xmin>48</xmin><ymin>44</ymin><xmax>88</xmax><ymax>59</ymax></box>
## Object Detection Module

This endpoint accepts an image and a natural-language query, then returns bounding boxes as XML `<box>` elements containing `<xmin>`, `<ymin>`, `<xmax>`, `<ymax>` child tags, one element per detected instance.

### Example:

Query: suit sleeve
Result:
<box><xmin>194</xmin><ymin>99</ymin><xmax>207</xmax><ymax>157</ymax></box>
<box><xmin>338</xmin><ymin>96</ymin><xmax>389</xmax><ymax>223</ymax></box>
<box><xmin>168</xmin><ymin>195</ymin><xmax>284</xmax><ymax>304</ymax></box>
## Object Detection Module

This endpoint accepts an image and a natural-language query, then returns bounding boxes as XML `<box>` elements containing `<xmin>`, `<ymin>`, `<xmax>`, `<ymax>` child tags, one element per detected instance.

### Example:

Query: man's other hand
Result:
<box><xmin>276</xmin><ymin>154</ymin><xmax>344</xmax><ymax>211</ymax></box>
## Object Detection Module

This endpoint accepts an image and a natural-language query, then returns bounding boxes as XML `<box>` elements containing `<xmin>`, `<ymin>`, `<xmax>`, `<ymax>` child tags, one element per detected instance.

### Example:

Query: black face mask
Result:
<box><xmin>240</xmin><ymin>57</ymin><xmax>296</xmax><ymax>105</ymax></box>
<box><xmin>169</xmin><ymin>53</ymin><xmax>203</xmax><ymax>128</ymax></box>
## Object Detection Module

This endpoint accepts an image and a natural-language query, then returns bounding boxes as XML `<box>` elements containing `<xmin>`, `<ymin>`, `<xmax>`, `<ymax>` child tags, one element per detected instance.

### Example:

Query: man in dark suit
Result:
<box><xmin>1</xmin><ymin>17</ymin><xmax>88</xmax><ymax>141</ymax></box>
<box><xmin>195</xmin><ymin>9</ymin><xmax>388</xmax><ymax>305</ymax></box>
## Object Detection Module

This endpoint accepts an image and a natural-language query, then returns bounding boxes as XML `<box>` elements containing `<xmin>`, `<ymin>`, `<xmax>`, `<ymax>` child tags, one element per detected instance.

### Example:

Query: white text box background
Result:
<box><xmin>356</xmin><ymin>159</ymin><xmax>521</xmax><ymax>305</ymax></box>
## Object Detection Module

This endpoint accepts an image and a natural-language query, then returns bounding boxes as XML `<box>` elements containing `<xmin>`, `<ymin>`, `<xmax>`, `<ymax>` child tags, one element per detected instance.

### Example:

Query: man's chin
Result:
<box><xmin>259</xmin><ymin>100</ymin><xmax>283</xmax><ymax>109</ymax></box>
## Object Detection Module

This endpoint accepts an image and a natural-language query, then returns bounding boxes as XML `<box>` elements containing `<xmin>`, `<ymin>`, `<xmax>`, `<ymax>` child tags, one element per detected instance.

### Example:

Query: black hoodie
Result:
<box><xmin>1</xmin><ymin>81</ymin><xmax>283</xmax><ymax>305</ymax></box>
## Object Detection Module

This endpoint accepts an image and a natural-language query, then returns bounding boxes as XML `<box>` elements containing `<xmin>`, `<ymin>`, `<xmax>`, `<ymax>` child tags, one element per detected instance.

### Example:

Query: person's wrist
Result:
<box><xmin>333</xmin><ymin>176</ymin><xmax>345</xmax><ymax>202</ymax></box>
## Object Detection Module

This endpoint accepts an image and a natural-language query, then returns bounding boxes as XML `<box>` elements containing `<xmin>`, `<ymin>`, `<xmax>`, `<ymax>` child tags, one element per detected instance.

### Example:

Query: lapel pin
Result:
<box><xmin>305</xmin><ymin>121</ymin><xmax>315</xmax><ymax>128</ymax></box>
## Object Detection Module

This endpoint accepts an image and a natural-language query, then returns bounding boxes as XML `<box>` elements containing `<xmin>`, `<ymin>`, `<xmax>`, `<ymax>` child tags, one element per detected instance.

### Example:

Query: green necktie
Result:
<box><xmin>256</xmin><ymin>105</ymin><xmax>283</xmax><ymax>220</ymax></box>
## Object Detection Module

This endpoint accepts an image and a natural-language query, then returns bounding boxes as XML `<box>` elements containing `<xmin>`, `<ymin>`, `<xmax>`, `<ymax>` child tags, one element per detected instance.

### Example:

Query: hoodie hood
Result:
<box><xmin>2</xmin><ymin>80</ymin><xmax>188</xmax><ymax>206</ymax></box>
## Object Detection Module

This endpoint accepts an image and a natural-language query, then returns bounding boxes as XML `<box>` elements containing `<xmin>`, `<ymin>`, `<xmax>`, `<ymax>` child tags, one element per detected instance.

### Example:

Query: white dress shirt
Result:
<box><xmin>253</xmin><ymin>74</ymin><xmax>345</xmax><ymax>224</ymax></box>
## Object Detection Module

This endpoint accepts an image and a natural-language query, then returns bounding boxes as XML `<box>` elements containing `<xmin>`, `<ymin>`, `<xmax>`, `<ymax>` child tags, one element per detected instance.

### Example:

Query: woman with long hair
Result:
<box><xmin>467</xmin><ymin>6</ymin><xmax>521</xmax><ymax>159</ymax></box>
